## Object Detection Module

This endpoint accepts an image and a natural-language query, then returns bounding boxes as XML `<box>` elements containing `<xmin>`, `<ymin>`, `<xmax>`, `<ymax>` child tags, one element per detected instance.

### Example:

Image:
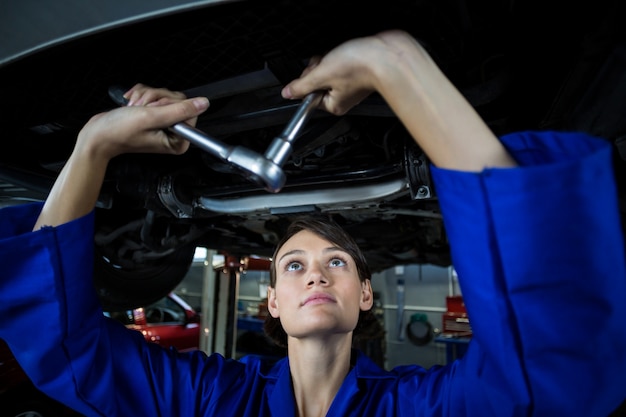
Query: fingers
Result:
<box><xmin>121</xmin><ymin>83</ymin><xmax>208</xmax><ymax>127</ymax></box>
<box><xmin>147</xmin><ymin>96</ymin><xmax>210</xmax><ymax>128</ymax></box>
<box><xmin>281</xmin><ymin>38</ymin><xmax>378</xmax><ymax>115</ymax></box>
<box><xmin>281</xmin><ymin>76</ymin><xmax>313</xmax><ymax>101</ymax></box>
<box><xmin>282</xmin><ymin>68</ymin><xmax>370</xmax><ymax>116</ymax></box>
<box><xmin>124</xmin><ymin>83</ymin><xmax>186</xmax><ymax>106</ymax></box>
<box><xmin>78</xmin><ymin>95</ymin><xmax>209</xmax><ymax>159</ymax></box>
<box><xmin>161</xmin><ymin>132</ymin><xmax>191</xmax><ymax>155</ymax></box>
<box><xmin>282</xmin><ymin>56</ymin><xmax>325</xmax><ymax>100</ymax></box>
<box><xmin>300</xmin><ymin>56</ymin><xmax>322</xmax><ymax>77</ymax></box>
<box><xmin>281</xmin><ymin>69</ymin><xmax>327</xmax><ymax>103</ymax></box>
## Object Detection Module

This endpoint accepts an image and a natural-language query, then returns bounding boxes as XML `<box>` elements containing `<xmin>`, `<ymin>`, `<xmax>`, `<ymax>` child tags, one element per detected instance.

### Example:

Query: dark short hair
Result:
<box><xmin>263</xmin><ymin>215</ymin><xmax>376</xmax><ymax>348</ymax></box>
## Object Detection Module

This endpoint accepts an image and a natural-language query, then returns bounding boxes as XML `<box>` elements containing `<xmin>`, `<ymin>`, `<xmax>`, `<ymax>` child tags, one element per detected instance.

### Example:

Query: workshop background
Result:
<box><xmin>175</xmin><ymin>249</ymin><xmax>466</xmax><ymax>370</ymax></box>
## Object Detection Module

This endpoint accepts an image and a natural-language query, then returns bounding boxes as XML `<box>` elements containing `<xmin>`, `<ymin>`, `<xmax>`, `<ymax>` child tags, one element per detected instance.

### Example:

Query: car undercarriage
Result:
<box><xmin>2</xmin><ymin>0</ymin><xmax>625</xmax><ymax>309</ymax></box>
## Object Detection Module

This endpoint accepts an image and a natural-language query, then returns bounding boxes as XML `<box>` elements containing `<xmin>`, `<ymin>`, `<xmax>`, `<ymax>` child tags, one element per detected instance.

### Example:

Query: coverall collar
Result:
<box><xmin>265</xmin><ymin>349</ymin><xmax>393</xmax><ymax>416</ymax></box>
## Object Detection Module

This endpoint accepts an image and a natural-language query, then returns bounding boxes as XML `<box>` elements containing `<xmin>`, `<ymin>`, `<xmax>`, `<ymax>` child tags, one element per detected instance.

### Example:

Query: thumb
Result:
<box><xmin>281</xmin><ymin>62</ymin><xmax>327</xmax><ymax>100</ymax></box>
<box><xmin>181</xmin><ymin>97</ymin><xmax>210</xmax><ymax>121</ymax></box>
<box><xmin>282</xmin><ymin>56</ymin><xmax>324</xmax><ymax>99</ymax></box>
<box><xmin>282</xmin><ymin>78</ymin><xmax>324</xmax><ymax>100</ymax></box>
<box><xmin>152</xmin><ymin>97</ymin><xmax>210</xmax><ymax>127</ymax></box>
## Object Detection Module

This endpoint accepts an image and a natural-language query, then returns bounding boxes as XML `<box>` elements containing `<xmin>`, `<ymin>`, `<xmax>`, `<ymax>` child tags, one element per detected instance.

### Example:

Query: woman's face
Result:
<box><xmin>267</xmin><ymin>229</ymin><xmax>373</xmax><ymax>341</ymax></box>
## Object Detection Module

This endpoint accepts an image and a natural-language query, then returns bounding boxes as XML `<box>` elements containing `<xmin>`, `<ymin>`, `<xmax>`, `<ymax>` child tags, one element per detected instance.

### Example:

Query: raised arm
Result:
<box><xmin>283</xmin><ymin>30</ymin><xmax>626</xmax><ymax>416</ymax></box>
<box><xmin>33</xmin><ymin>84</ymin><xmax>209</xmax><ymax>230</ymax></box>
<box><xmin>0</xmin><ymin>85</ymin><xmax>219</xmax><ymax>416</ymax></box>
<box><xmin>282</xmin><ymin>30</ymin><xmax>516</xmax><ymax>171</ymax></box>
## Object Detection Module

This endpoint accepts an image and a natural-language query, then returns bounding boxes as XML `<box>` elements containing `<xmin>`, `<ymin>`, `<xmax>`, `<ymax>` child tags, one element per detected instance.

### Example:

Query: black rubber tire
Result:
<box><xmin>93</xmin><ymin>243</ymin><xmax>196</xmax><ymax>311</ymax></box>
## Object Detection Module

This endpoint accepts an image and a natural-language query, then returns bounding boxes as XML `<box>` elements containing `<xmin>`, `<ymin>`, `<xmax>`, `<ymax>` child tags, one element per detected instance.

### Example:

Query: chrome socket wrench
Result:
<box><xmin>109</xmin><ymin>85</ymin><xmax>322</xmax><ymax>193</ymax></box>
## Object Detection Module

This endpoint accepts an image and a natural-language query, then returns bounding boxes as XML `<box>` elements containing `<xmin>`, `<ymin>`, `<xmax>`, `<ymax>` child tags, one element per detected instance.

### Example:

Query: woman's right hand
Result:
<box><xmin>76</xmin><ymin>84</ymin><xmax>209</xmax><ymax>161</ymax></box>
<box><xmin>34</xmin><ymin>84</ymin><xmax>209</xmax><ymax>230</ymax></box>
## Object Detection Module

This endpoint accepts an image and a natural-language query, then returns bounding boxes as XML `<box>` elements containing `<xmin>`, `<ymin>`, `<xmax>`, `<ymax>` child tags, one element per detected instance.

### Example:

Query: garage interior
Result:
<box><xmin>175</xmin><ymin>249</ymin><xmax>470</xmax><ymax>370</ymax></box>
<box><xmin>2</xmin><ymin>0</ymin><xmax>626</xmax><ymax>415</ymax></box>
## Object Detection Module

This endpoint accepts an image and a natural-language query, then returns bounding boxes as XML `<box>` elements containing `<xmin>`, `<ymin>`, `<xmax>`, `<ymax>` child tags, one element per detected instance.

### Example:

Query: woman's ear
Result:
<box><xmin>267</xmin><ymin>286</ymin><xmax>280</xmax><ymax>318</ymax></box>
<box><xmin>360</xmin><ymin>279</ymin><xmax>374</xmax><ymax>311</ymax></box>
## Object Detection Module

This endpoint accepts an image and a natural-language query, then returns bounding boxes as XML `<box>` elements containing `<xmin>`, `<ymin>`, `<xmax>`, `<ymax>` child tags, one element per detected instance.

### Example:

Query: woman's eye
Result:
<box><xmin>286</xmin><ymin>261</ymin><xmax>302</xmax><ymax>271</ymax></box>
<box><xmin>329</xmin><ymin>258</ymin><xmax>346</xmax><ymax>267</ymax></box>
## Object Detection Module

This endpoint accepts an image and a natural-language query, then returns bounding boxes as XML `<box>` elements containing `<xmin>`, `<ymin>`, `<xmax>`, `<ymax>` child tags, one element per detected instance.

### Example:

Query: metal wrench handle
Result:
<box><xmin>170</xmin><ymin>123</ymin><xmax>287</xmax><ymax>193</ymax></box>
<box><xmin>168</xmin><ymin>123</ymin><xmax>233</xmax><ymax>161</ymax></box>
<box><xmin>264</xmin><ymin>92</ymin><xmax>323</xmax><ymax>167</ymax></box>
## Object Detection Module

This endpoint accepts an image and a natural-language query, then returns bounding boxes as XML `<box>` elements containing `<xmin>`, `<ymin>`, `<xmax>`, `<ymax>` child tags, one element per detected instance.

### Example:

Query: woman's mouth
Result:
<box><xmin>302</xmin><ymin>293</ymin><xmax>336</xmax><ymax>306</ymax></box>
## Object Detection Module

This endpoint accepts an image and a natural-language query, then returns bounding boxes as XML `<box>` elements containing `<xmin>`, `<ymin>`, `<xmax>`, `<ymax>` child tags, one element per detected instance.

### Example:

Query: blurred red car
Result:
<box><xmin>0</xmin><ymin>293</ymin><xmax>201</xmax><ymax>416</ymax></box>
<box><xmin>104</xmin><ymin>292</ymin><xmax>201</xmax><ymax>352</ymax></box>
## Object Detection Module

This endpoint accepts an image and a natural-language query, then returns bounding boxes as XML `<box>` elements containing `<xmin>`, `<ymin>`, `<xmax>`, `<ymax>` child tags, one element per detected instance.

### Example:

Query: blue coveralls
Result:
<box><xmin>0</xmin><ymin>131</ymin><xmax>625</xmax><ymax>416</ymax></box>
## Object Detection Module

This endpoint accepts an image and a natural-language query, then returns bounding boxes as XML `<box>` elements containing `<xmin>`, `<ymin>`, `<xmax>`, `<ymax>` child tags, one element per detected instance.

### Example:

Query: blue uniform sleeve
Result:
<box><xmin>0</xmin><ymin>203</ymin><xmax>249</xmax><ymax>416</ymax></box>
<box><xmin>429</xmin><ymin>131</ymin><xmax>626</xmax><ymax>416</ymax></box>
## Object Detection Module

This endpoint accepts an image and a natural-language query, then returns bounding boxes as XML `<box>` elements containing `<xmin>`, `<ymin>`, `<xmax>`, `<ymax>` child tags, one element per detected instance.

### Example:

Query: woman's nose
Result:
<box><xmin>306</xmin><ymin>264</ymin><xmax>329</xmax><ymax>286</ymax></box>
